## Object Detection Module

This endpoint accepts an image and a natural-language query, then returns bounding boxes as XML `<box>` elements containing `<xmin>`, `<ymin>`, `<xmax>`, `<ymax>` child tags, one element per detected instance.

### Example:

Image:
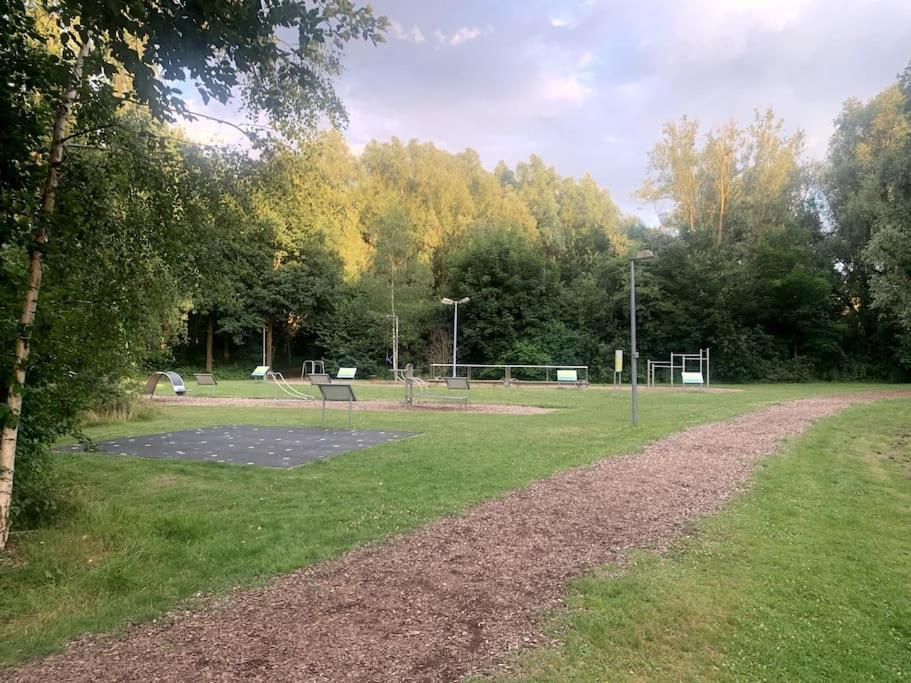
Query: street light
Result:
<box><xmin>441</xmin><ymin>296</ymin><xmax>470</xmax><ymax>377</ymax></box>
<box><xmin>630</xmin><ymin>250</ymin><xmax>656</xmax><ymax>426</ymax></box>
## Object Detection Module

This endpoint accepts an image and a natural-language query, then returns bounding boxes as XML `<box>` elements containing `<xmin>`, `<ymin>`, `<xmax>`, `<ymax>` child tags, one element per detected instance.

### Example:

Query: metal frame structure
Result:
<box><xmin>300</xmin><ymin>359</ymin><xmax>325</xmax><ymax>379</ymax></box>
<box><xmin>317</xmin><ymin>383</ymin><xmax>356</xmax><ymax>427</ymax></box>
<box><xmin>647</xmin><ymin>348</ymin><xmax>710</xmax><ymax>388</ymax></box>
<box><xmin>429</xmin><ymin>363</ymin><xmax>589</xmax><ymax>387</ymax></box>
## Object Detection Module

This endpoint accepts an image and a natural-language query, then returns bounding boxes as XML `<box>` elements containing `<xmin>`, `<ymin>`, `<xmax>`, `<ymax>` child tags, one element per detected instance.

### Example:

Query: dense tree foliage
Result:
<box><xmin>0</xmin><ymin>0</ymin><xmax>385</xmax><ymax>542</ymax></box>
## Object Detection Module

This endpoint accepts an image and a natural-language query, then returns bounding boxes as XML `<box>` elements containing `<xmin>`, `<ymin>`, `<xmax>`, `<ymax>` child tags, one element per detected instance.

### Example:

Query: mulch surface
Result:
<box><xmin>8</xmin><ymin>393</ymin><xmax>908</xmax><ymax>682</ymax></box>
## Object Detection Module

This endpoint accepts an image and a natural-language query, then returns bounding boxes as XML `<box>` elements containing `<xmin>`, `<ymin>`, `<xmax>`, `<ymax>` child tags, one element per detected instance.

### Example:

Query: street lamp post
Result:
<box><xmin>630</xmin><ymin>250</ymin><xmax>656</xmax><ymax>426</ymax></box>
<box><xmin>441</xmin><ymin>297</ymin><xmax>470</xmax><ymax>377</ymax></box>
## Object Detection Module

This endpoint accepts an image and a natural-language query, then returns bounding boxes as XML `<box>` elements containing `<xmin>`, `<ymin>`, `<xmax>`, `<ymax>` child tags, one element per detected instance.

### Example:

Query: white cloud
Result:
<box><xmin>389</xmin><ymin>21</ymin><xmax>425</xmax><ymax>44</ymax></box>
<box><xmin>540</xmin><ymin>73</ymin><xmax>593</xmax><ymax>104</ymax></box>
<box><xmin>433</xmin><ymin>25</ymin><xmax>492</xmax><ymax>47</ymax></box>
<box><xmin>550</xmin><ymin>17</ymin><xmax>571</xmax><ymax>28</ymax></box>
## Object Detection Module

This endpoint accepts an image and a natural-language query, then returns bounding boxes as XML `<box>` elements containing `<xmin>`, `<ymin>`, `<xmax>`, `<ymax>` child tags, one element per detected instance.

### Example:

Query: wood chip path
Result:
<box><xmin>8</xmin><ymin>393</ymin><xmax>907</xmax><ymax>682</ymax></box>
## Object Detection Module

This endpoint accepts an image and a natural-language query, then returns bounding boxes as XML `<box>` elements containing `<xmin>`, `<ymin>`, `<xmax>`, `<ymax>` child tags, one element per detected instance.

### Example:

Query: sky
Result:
<box><xmin>180</xmin><ymin>0</ymin><xmax>911</xmax><ymax>222</ymax></box>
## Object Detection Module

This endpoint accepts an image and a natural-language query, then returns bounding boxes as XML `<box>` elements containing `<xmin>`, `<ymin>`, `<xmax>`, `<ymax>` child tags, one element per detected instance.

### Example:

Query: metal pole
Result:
<box><xmin>261</xmin><ymin>327</ymin><xmax>266</xmax><ymax>367</ymax></box>
<box><xmin>630</xmin><ymin>260</ymin><xmax>639</xmax><ymax>426</ymax></box>
<box><xmin>706</xmin><ymin>347</ymin><xmax>711</xmax><ymax>389</ymax></box>
<box><xmin>452</xmin><ymin>303</ymin><xmax>458</xmax><ymax>378</ymax></box>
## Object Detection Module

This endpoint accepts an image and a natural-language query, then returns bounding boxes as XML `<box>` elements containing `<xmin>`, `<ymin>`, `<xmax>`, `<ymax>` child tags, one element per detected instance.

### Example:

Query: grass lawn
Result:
<box><xmin>506</xmin><ymin>398</ymin><xmax>911</xmax><ymax>681</ymax></box>
<box><xmin>0</xmin><ymin>382</ymin><xmax>905</xmax><ymax>667</ymax></box>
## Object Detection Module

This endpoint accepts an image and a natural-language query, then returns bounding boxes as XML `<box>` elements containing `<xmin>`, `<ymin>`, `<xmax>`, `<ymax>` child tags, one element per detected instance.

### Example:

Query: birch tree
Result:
<box><xmin>0</xmin><ymin>0</ymin><xmax>386</xmax><ymax>548</ymax></box>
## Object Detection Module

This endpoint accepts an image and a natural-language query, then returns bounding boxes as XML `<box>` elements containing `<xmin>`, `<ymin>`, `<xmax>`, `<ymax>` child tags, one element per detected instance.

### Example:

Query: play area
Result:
<box><xmin>58</xmin><ymin>425</ymin><xmax>416</xmax><ymax>468</ymax></box>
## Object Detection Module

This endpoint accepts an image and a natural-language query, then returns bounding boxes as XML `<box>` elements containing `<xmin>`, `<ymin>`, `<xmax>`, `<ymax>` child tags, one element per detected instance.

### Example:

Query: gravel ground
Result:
<box><xmin>7</xmin><ymin>393</ymin><xmax>907</xmax><ymax>682</ymax></box>
<box><xmin>150</xmin><ymin>396</ymin><xmax>554</xmax><ymax>415</ymax></box>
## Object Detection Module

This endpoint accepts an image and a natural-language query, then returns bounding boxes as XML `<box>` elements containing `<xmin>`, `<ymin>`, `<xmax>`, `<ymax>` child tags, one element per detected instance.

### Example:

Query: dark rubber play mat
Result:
<box><xmin>59</xmin><ymin>425</ymin><xmax>418</xmax><ymax>468</ymax></box>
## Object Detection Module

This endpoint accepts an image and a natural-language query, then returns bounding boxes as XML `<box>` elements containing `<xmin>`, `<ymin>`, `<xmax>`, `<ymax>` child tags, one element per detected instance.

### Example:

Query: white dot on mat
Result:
<box><xmin>285</xmin><ymin>448</ymin><xmax>292</xmax><ymax>451</ymax></box>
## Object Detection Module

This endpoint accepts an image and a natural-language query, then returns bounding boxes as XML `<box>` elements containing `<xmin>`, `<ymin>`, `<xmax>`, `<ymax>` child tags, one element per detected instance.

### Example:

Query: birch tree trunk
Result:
<box><xmin>0</xmin><ymin>36</ymin><xmax>93</xmax><ymax>549</ymax></box>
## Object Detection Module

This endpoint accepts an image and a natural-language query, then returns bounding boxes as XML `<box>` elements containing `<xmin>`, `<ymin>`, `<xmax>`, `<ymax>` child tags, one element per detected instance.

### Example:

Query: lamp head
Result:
<box><xmin>632</xmin><ymin>249</ymin><xmax>656</xmax><ymax>262</ymax></box>
<box><xmin>457</xmin><ymin>297</ymin><xmax>470</xmax><ymax>304</ymax></box>
<box><xmin>441</xmin><ymin>297</ymin><xmax>455</xmax><ymax>305</ymax></box>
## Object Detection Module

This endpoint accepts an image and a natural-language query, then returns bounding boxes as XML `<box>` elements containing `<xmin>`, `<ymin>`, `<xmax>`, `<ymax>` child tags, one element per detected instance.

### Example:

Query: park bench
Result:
<box><xmin>193</xmin><ymin>373</ymin><xmax>217</xmax><ymax>396</ymax></box>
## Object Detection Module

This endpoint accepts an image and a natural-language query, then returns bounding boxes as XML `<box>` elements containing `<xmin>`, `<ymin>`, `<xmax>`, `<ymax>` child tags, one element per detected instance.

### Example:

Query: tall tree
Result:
<box><xmin>0</xmin><ymin>0</ymin><xmax>386</xmax><ymax>548</ymax></box>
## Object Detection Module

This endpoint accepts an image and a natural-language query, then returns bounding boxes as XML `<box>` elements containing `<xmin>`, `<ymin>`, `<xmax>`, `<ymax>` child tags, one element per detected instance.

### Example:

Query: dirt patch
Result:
<box><xmin>8</xmin><ymin>392</ymin><xmax>909</xmax><ymax>682</ymax></box>
<box><xmin>148</xmin><ymin>395</ymin><xmax>554</xmax><ymax>415</ymax></box>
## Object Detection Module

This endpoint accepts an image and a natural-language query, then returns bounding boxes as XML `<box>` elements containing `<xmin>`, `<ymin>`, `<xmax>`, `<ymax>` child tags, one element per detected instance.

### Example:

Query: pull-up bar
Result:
<box><xmin>647</xmin><ymin>348</ymin><xmax>710</xmax><ymax>388</ymax></box>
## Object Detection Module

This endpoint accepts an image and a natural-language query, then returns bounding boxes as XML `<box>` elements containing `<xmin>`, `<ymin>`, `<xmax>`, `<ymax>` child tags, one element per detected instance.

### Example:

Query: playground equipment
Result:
<box><xmin>335</xmin><ymin>367</ymin><xmax>357</xmax><ymax>382</ymax></box>
<box><xmin>647</xmin><ymin>348</ymin><xmax>710</xmax><ymax>388</ymax></box>
<box><xmin>404</xmin><ymin>364</ymin><xmax>467</xmax><ymax>409</ymax></box>
<box><xmin>429</xmin><ymin>363</ymin><xmax>589</xmax><ymax>387</ymax></box>
<box><xmin>144</xmin><ymin>371</ymin><xmax>187</xmax><ymax>397</ymax></box>
<box><xmin>317</xmin><ymin>383</ymin><xmax>357</xmax><ymax>427</ymax></box>
<box><xmin>193</xmin><ymin>373</ymin><xmax>217</xmax><ymax>396</ymax></box>
<box><xmin>251</xmin><ymin>365</ymin><xmax>270</xmax><ymax>380</ymax></box>
<box><xmin>300</xmin><ymin>360</ymin><xmax>325</xmax><ymax>380</ymax></box>
<box><xmin>265</xmin><ymin>371</ymin><xmax>316</xmax><ymax>401</ymax></box>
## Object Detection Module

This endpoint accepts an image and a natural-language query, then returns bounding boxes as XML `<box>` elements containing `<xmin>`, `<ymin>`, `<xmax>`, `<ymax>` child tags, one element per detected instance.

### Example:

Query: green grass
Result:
<box><xmin>0</xmin><ymin>382</ymin><xmax>904</xmax><ymax>667</ymax></box>
<box><xmin>505</xmin><ymin>398</ymin><xmax>911</xmax><ymax>682</ymax></box>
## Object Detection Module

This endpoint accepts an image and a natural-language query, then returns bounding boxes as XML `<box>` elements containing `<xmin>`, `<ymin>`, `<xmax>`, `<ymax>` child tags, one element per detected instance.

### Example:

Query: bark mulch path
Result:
<box><xmin>9</xmin><ymin>393</ymin><xmax>908</xmax><ymax>682</ymax></box>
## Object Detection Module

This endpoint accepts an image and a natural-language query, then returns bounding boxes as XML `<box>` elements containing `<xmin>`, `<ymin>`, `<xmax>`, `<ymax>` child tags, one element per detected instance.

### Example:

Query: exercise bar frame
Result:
<box><xmin>647</xmin><ymin>348</ymin><xmax>710</xmax><ymax>388</ymax></box>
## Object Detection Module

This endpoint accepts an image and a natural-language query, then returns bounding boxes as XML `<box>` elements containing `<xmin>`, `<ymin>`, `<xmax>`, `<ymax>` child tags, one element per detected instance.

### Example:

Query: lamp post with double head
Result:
<box><xmin>630</xmin><ymin>250</ymin><xmax>656</xmax><ymax>426</ymax></box>
<box><xmin>441</xmin><ymin>297</ymin><xmax>470</xmax><ymax>378</ymax></box>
